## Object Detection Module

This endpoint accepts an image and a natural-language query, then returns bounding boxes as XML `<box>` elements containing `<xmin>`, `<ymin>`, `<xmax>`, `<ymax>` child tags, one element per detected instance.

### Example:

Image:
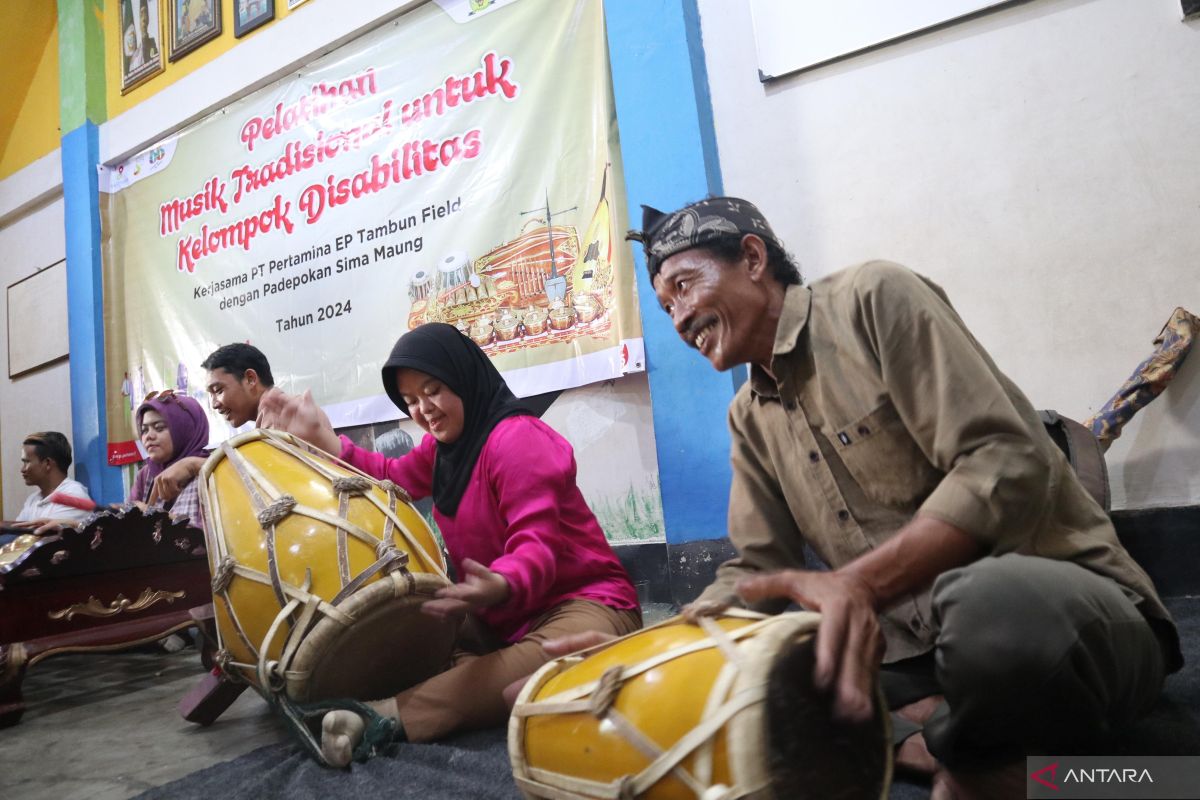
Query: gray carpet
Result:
<box><xmin>132</xmin><ymin>730</ymin><xmax>520</xmax><ymax>800</ymax></box>
<box><xmin>134</xmin><ymin>597</ymin><xmax>1200</xmax><ymax>800</ymax></box>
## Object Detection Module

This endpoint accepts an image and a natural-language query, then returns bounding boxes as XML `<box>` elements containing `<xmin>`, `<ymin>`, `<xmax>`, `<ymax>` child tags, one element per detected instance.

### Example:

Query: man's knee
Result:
<box><xmin>934</xmin><ymin>568</ymin><xmax>1041</xmax><ymax>695</ymax></box>
<box><xmin>931</xmin><ymin>555</ymin><xmax>1154</xmax><ymax>699</ymax></box>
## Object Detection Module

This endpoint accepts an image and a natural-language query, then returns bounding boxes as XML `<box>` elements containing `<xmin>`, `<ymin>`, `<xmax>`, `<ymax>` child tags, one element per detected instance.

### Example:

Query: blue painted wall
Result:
<box><xmin>605</xmin><ymin>0</ymin><xmax>734</xmax><ymax>543</ymax></box>
<box><xmin>62</xmin><ymin>122</ymin><xmax>123</xmax><ymax>505</ymax></box>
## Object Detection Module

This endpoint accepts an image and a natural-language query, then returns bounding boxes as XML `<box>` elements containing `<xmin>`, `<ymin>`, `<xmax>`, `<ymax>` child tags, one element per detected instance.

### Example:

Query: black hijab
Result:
<box><xmin>381</xmin><ymin>323</ymin><xmax>532</xmax><ymax>517</ymax></box>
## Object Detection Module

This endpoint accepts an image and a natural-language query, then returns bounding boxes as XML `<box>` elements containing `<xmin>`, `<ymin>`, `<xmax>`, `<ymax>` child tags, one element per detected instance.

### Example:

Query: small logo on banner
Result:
<box><xmin>107</xmin><ymin>440</ymin><xmax>144</xmax><ymax>466</ymax></box>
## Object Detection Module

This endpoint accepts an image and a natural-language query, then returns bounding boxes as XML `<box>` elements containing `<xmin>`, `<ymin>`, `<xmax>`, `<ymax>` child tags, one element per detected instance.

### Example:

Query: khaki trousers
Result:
<box><xmin>395</xmin><ymin>600</ymin><xmax>641</xmax><ymax>742</ymax></box>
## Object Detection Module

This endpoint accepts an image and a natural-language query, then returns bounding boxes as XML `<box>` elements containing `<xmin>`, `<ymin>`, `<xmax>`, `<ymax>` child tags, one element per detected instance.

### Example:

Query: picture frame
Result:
<box><xmin>120</xmin><ymin>0</ymin><xmax>165</xmax><ymax>94</ymax></box>
<box><xmin>234</xmin><ymin>0</ymin><xmax>275</xmax><ymax>38</ymax></box>
<box><xmin>287</xmin><ymin>0</ymin><xmax>310</xmax><ymax>10</ymax></box>
<box><xmin>168</xmin><ymin>0</ymin><xmax>222</xmax><ymax>62</ymax></box>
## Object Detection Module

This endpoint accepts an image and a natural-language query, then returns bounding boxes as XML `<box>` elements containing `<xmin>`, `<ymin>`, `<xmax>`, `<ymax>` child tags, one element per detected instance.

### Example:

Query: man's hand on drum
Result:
<box><xmin>257</xmin><ymin>389</ymin><xmax>341</xmax><ymax>455</ymax></box>
<box><xmin>680</xmin><ymin>598</ymin><xmax>732</xmax><ymax>622</ymax></box>
<box><xmin>737</xmin><ymin>569</ymin><xmax>883</xmax><ymax>724</ymax></box>
<box><xmin>422</xmin><ymin>558</ymin><xmax>511</xmax><ymax>621</ymax></box>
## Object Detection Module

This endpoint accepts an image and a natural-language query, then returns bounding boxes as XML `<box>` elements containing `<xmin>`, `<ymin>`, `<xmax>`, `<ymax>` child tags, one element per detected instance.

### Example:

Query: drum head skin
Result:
<box><xmin>763</xmin><ymin>634</ymin><xmax>891</xmax><ymax>800</ymax></box>
<box><xmin>290</xmin><ymin>573</ymin><xmax>457</xmax><ymax>702</ymax></box>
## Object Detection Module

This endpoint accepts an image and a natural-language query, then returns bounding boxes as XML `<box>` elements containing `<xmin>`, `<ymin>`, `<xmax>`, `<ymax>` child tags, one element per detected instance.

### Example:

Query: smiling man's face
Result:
<box><xmin>652</xmin><ymin>236</ymin><xmax>777</xmax><ymax>372</ymax></box>
<box><xmin>206</xmin><ymin>368</ymin><xmax>260</xmax><ymax>427</ymax></box>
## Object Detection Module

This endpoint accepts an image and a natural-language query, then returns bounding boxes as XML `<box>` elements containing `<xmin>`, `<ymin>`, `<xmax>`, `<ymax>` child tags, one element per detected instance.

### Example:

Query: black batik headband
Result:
<box><xmin>625</xmin><ymin>196</ymin><xmax>783</xmax><ymax>279</ymax></box>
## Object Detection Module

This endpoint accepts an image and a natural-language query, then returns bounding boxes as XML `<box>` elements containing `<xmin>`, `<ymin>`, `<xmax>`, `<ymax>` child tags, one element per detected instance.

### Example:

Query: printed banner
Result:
<box><xmin>100</xmin><ymin>0</ymin><xmax>642</xmax><ymax>462</ymax></box>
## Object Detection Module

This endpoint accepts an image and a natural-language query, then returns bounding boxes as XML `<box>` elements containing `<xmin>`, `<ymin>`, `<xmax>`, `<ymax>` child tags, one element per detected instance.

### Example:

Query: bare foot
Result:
<box><xmin>896</xmin><ymin>732</ymin><xmax>939</xmax><ymax>776</ymax></box>
<box><xmin>895</xmin><ymin>694</ymin><xmax>944</xmax><ymax>726</ymax></box>
<box><xmin>893</xmin><ymin>694</ymin><xmax>945</xmax><ymax>776</ymax></box>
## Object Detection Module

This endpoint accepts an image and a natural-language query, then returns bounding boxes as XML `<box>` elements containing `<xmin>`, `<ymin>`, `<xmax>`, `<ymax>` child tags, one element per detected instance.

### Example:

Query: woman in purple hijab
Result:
<box><xmin>131</xmin><ymin>391</ymin><xmax>209</xmax><ymax>527</ymax></box>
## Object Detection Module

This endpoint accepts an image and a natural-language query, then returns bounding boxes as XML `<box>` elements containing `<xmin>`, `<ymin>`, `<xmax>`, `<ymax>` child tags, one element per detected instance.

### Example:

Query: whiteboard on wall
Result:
<box><xmin>8</xmin><ymin>260</ymin><xmax>69</xmax><ymax>378</ymax></box>
<box><xmin>750</xmin><ymin>0</ymin><xmax>1022</xmax><ymax>80</ymax></box>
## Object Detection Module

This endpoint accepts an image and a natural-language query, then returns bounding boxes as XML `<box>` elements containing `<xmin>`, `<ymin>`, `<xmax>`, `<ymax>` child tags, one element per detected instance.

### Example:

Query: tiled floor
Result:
<box><xmin>0</xmin><ymin>646</ymin><xmax>284</xmax><ymax>800</ymax></box>
<box><xmin>0</xmin><ymin>603</ymin><xmax>680</xmax><ymax>800</ymax></box>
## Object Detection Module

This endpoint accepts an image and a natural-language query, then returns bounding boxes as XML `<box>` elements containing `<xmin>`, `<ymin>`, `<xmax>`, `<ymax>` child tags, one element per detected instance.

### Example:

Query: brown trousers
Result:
<box><xmin>395</xmin><ymin>600</ymin><xmax>641</xmax><ymax>742</ymax></box>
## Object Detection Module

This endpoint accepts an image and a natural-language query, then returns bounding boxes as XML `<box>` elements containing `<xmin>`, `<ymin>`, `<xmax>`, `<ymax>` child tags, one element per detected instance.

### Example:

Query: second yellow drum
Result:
<box><xmin>510</xmin><ymin>611</ymin><xmax>891</xmax><ymax>800</ymax></box>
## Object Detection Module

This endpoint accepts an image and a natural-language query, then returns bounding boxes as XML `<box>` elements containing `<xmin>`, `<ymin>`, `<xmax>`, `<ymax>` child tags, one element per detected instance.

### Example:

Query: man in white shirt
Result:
<box><xmin>1</xmin><ymin>432</ymin><xmax>94</xmax><ymax>544</ymax></box>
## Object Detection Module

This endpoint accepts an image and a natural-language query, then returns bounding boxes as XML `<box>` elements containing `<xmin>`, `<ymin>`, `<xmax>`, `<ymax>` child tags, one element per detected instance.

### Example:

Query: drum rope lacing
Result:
<box><xmin>257</xmin><ymin>495</ymin><xmax>298</xmax><ymax>527</ymax></box>
<box><xmin>266</xmin><ymin>436</ymin><xmax>447</xmax><ymax>581</ymax></box>
<box><xmin>200</xmin><ymin>431</ymin><xmax>454</xmax><ymax>768</ymax></box>
<box><xmin>511</xmin><ymin>612</ymin><xmax>781</xmax><ymax>800</ymax></box>
<box><xmin>508</xmin><ymin>614</ymin><xmax>825</xmax><ymax>796</ymax></box>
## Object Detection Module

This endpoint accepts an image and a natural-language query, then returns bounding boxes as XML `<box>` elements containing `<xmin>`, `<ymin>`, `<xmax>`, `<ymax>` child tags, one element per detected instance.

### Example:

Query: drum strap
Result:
<box><xmin>278</xmin><ymin>592</ymin><xmax>324</xmax><ymax>679</ymax></box>
<box><xmin>698</xmin><ymin>616</ymin><xmax>747</xmax><ymax>669</ymax></box>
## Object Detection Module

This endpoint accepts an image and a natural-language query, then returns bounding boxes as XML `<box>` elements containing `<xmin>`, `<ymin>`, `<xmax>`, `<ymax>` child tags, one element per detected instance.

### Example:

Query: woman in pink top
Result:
<box><xmin>283</xmin><ymin>323</ymin><xmax>641</xmax><ymax>764</ymax></box>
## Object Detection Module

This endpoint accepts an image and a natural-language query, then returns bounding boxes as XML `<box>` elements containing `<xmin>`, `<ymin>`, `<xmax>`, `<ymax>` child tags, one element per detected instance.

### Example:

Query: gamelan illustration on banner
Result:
<box><xmin>407</xmin><ymin>165</ymin><xmax>615</xmax><ymax>352</ymax></box>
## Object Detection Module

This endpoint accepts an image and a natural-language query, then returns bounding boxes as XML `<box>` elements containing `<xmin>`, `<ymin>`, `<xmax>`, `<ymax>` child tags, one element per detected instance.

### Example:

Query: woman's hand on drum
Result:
<box><xmin>422</xmin><ymin>558</ymin><xmax>511</xmax><ymax>621</ymax></box>
<box><xmin>737</xmin><ymin>569</ymin><xmax>883</xmax><ymax>724</ymax></box>
<box><xmin>257</xmin><ymin>389</ymin><xmax>342</xmax><ymax>455</ymax></box>
<box><xmin>147</xmin><ymin>457</ymin><xmax>203</xmax><ymax>506</ymax></box>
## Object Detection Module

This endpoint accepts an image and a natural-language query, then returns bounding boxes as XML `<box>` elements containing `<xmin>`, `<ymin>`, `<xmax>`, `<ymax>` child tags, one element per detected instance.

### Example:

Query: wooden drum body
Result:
<box><xmin>510</xmin><ymin>611</ymin><xmax>892</xmax><ymax>800</ymax></box>
<box><xmin>200</xmin><ymin>430</ymin><xmax>455</xmax><ymax>704</ymax></box>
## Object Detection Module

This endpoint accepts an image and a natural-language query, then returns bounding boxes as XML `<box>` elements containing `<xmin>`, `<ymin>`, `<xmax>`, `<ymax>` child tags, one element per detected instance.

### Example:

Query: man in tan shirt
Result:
<box><xmin>630</xmin><ymin>197</ymin><xmax>1180</xmax><ymax>798</ymax></box>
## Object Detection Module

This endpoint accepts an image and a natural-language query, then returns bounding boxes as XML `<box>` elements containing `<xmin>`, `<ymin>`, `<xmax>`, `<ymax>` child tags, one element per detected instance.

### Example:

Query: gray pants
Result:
<box><xmin>882</xmin><ymin>554</ymin><xmax>1166</xmax><ymax>768</ymax></box>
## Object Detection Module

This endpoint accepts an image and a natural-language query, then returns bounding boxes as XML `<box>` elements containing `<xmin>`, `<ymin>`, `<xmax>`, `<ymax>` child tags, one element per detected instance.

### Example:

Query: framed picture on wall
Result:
<box><xmin>120</xmin><ymin>0</ymin><xmax>165</xmax><ymax>93</ymax></box>
<box><xmin>168</xmin><ymin>0</ymin><xmax>222</xmax><ymax>61</ymax></box>
<box><xmin>287</xmin><ymin>0</ymin><xmax>311</xmax><ymax>10</ymax></box>
<box><xmin>234</xmin><ymin>0</ymin><xmax>275</xmax><ymax>38</ymax></box>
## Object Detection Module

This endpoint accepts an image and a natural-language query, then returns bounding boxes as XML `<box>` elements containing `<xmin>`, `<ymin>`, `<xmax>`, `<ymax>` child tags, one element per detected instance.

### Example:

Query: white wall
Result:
<box><xmin>0</xmin><ymin>153</ymin><xmax>71</xmax><ymax>516</ymax></box>
<box><xmin>698</xmin><ymin>0</ymin><xmax>1200</xmax><ymax>510</ymax></box>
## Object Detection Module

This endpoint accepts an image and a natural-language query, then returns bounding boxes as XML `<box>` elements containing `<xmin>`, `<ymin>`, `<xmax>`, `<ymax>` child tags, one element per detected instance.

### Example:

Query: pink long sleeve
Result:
<box><xmin>338</xmin><ymin>434</ymin><xmax>434</xmax><ymax>499</ymax></box>
<box><xmin>483</xmin><ymin>420</ymin><xmax>576</xmax><ymax>610</ymax></box>
<box><xmin>471</xmin><ymin>417</ymin><xmax>637</xmax><ymax>639</ymax></box>
<box><xmin>338</xmin><ymin>419</ymin><xmax>637</xmax><ymax>642</ymax></box>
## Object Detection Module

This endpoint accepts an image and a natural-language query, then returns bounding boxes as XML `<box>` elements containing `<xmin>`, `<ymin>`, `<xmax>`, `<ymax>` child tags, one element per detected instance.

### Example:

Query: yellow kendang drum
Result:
<box><xmin>509</xmin><ymin>610</ymin><xmax>892</xmax><ymax>800</ymax></box>
<box><xmin>199</xmin><ymin>429</ymin><xmax>455</xmax><ymax>711</ymax></box>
